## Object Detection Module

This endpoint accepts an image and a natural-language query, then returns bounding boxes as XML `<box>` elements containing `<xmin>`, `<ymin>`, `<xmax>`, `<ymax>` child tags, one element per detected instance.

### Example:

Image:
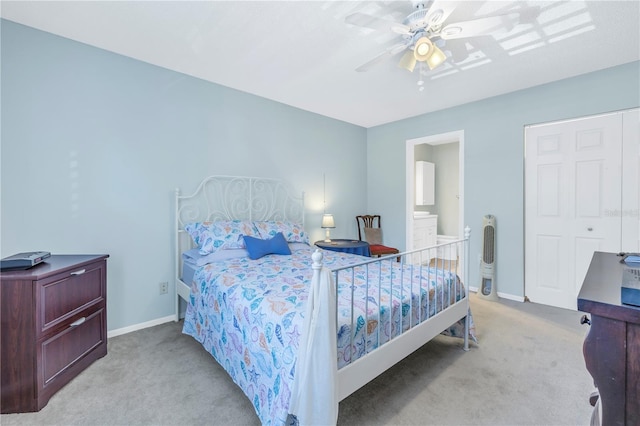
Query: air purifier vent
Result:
<box><xmin>483</xmin><ymin>225</ymin><xmax>495</xmax><ymax>264</ymax></box>
<box><xmin>478</xmin><ymin>214</ymin><xmax>498</xmax><ymax>300</ymax></box>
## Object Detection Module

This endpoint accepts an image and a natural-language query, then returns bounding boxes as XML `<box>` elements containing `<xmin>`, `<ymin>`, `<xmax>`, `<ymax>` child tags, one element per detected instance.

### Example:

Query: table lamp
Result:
<box><xmin>322</xmin><ymin>214</ymin><xmax>335</xmax><ymax>242</ymax></box>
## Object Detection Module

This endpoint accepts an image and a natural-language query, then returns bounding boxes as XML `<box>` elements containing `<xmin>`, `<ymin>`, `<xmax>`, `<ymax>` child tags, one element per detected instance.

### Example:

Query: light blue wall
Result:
<box><xmin>3</xmin><ymin>19</ymin><xmax>639</xmax><ymax>328</ymax></box>
<box><xmin>1</xmin><ymin>20</ymin><xmax>367</xmax><ymax>331</ymax></box>
<box><xmin>367</xmin><ymin>61</ymin><xmax>640</xmax><ymax>299</ymax></box>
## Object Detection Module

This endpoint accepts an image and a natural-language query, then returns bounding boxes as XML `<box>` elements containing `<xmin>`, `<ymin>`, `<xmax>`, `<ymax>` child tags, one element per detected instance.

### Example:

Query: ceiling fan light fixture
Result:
<box><xmin>426</xmin><ymin>44</ymin><xmax>447</xmax><ymax>70</ymax></box>
<box><xmin>398</xmin><ymin>50</ymin><xmax>417</xmax><ymax>72</ymax></box>
<box><xmin>414</xmin><ymin>37</ymin><xmax>433</xmax><ymax>61</ymax></box>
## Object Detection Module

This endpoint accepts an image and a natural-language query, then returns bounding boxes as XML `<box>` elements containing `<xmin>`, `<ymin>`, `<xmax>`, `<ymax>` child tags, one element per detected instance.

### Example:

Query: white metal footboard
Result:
<box><xmin>326</xmin><ymin>227</ymin><xmax>471</xmax><ymax>401</ymax></box>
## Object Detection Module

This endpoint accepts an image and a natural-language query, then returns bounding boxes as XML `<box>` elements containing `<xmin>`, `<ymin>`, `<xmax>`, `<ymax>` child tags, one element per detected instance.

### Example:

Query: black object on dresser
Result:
<box><xmin>578</xmin><ymin>251</ymin><xmax>640</xmax><ymax>426</ymax></box>
<box><xmin>1</xmin><ymin>251</ymin><xmax>51</xmax><ymax>271</ymax></box>
<box><xmin>1</xmin><ymin>254</ymin><xmax>109</xmax><ymax>413</ymax></box>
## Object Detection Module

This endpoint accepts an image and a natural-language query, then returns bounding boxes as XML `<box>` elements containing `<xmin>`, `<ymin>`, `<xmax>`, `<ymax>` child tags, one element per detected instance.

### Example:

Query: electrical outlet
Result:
<box><xmin>159</xmin><ymin>282</ymin><xmax>168</xmax><ymax>295</ymax></box>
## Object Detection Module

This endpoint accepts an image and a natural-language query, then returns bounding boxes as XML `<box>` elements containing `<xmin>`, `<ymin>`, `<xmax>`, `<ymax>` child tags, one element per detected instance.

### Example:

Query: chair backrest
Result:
<box><xmin>355</xmin><ymin>215</ymin><xmax>381</xmax><ymax>241</ymax></box>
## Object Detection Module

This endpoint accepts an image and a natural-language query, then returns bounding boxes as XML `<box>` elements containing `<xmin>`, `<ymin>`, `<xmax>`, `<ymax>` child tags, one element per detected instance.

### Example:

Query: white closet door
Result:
<box><xmin>525</xmin><ymin>113</ymin><xmax>623</xmax><ymax>310</ymax></box>
<box><xmin>622</xmin><ymin>109</ymin><xmax>640</xmax><ymax>252</ymax></box>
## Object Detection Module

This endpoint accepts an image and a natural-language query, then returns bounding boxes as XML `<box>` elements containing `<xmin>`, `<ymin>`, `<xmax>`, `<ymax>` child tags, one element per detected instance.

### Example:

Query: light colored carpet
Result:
<box><xmin>1</xmin><ymin>296</ymin><xmax>594</xmax><ymax>425</ymax></box>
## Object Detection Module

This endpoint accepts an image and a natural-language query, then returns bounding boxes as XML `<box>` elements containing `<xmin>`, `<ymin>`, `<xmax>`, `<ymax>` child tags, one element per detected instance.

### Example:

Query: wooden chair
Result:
<box><xmin>355</xmin><ymin>215</ymin><xmax>400</xmax><ymax>261</ymax></box>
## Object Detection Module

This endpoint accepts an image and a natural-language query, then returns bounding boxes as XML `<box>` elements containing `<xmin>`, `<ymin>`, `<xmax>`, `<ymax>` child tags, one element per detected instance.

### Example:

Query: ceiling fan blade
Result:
<box><xmin>439</xmin><ymin>13</ymin><xmax>520</xmax><ymax>40</ymax></box>
<box><xmin>355</xmin><ymin>42</ymin><xmax>409</xmax><ymax>72</ymax></box>
<box><xmin>345</xmin><ymin>12</ymin><xmax>411</xmax><ymax>35</ymax></box>
<box><xmin>423</xmin><ymin>0</ymin><xmax>458</xmax><ymax>31</ymax></box>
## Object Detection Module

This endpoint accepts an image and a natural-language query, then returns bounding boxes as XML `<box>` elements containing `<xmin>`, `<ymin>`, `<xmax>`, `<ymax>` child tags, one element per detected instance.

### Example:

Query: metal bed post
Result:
<box><xmin>463</xmin><ymin>225</ymin><xmax>471</xmax><ymax>351</ymax></box>
<box><xmin>174</xmin><ymin>187</ymin><xmax>181</xmax><ymax>323</ymax></box>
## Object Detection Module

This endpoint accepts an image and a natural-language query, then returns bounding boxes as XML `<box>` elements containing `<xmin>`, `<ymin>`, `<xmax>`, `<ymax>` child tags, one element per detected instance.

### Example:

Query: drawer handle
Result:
<box><xmin>70</xmin><ymin>269</ymin><xmax>86</xmax><ymax>276</ymax></box>
<box><xmin>70</xmin><ymin>317</ymin><xmax>86</xmax><ymax>327</ymax></box>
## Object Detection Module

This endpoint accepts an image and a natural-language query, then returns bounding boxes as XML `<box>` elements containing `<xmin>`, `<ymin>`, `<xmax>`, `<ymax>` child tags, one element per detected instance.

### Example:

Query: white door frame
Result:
<box><xmin>405</xmin><ymin>130</ymin><xmax>465</xmax><ymax>263</ymax></box>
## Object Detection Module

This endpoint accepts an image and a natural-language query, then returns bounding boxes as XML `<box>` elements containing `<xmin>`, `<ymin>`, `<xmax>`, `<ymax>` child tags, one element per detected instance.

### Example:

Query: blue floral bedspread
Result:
<box><xmin>182</xmin><ymin>246</ymin><xmax>474</xmax><ymax>425</ymax></box>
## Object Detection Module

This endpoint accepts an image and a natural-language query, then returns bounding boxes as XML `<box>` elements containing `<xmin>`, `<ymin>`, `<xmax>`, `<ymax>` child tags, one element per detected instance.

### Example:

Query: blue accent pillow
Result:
<box><xmin>243</xmin><ymin>232</ymin><xmax>292</xmax><ymax>260</ymax></box>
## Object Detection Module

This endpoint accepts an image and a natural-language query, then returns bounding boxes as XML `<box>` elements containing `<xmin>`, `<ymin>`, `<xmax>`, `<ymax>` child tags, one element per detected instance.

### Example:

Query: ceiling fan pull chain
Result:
<box><xmin>417</xmin><ymin>62</ymin><xmax>425</xmax><ymax>92</ymax></box>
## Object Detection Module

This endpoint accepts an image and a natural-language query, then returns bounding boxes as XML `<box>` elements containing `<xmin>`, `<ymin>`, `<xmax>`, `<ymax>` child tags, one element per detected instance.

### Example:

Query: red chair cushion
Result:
<box><xmin>369</xmin><ymin>244</ymin><xmax>399</xmax><ymax>255</ymax></box>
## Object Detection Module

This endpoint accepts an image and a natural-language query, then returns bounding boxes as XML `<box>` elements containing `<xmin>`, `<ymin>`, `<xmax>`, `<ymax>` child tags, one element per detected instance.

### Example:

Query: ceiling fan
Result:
<box><xmin>346</xmin><ymin>0</ymin><xmax>535</xmax><ymax>73</ymax></box>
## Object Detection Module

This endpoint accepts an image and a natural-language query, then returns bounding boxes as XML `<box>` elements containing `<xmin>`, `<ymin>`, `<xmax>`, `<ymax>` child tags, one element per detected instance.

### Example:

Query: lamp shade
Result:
<box><xmin>321</xmin><ymin>214</ymin><xmax>335</xmax><ymax>228</ymax></box>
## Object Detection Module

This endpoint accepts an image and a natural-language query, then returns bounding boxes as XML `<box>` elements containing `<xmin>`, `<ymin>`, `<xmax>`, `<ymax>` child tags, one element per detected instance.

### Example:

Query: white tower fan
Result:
<box><xmin>478</xmin><ymin>215</ymin><xmax>498</xmax><ymax>300</ymax></box>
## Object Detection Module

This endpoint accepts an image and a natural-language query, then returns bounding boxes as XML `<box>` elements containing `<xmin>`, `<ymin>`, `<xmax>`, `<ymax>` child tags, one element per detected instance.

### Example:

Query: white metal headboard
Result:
<box><xmin>176</xmin><ymin>175</ymin><xmax>304</xmax><ymax>227</ymax></box>
<box><xmin>174</xmin><ymin>175</ymin><xmax>305</xmax><ymax>320</ymax></box>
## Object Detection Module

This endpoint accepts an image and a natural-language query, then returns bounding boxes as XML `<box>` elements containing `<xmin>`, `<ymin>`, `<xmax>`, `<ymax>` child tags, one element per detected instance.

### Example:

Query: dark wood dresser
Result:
<box><xmin>1</xmin><ymin>254</ymin><xmax>109</xmax><ymax>413</ymax></box>
<box><xmin>578</xmin><ymin>251</ymin><xmax>640</xmax><ymax>425</ymax></box>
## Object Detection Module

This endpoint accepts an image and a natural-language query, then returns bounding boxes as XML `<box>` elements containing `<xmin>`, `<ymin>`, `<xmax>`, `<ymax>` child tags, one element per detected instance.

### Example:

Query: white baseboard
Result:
<box><xmin>468</xmin><ymin>287</ymin><xmax>525</xmax><ymax>303</ymax></box>
<box><xmin>107</xmin><ymin>315</ymin><xmax>176</xmax><ymax>339</ymax></box>
<box><xmin>497</xmin><ymin>292</ymin><xmax>525</xmax><ymax>302</ymax></box>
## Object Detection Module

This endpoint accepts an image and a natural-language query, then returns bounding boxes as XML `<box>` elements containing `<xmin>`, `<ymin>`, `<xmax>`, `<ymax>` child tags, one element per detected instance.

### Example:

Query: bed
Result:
<box><xmin>174</xmin><ymin>176</ymin><xmax>474</xmax><ymax>425</ymax></box>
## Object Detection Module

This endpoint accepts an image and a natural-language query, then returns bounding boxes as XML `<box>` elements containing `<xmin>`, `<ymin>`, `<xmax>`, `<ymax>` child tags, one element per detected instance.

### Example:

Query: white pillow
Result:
<box><xmin>182</xmin><ymin>248</ymin><xmax>248</xmax><ymax>266</ymax></box>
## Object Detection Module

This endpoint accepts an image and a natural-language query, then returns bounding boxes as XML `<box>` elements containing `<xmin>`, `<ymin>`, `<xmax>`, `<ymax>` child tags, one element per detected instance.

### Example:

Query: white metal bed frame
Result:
<box><xmin>174</xmin><ymin>175</ymin><xmax>471</xmax><ymax>405</ymax></box>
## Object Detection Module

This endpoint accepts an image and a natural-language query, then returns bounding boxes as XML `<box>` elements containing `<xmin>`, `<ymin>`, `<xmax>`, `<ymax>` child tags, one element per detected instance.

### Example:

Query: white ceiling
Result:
<box><xmin>2</xmin><ymin>1</ymin><xmax>639</xmax><ymax>128</ymax></box>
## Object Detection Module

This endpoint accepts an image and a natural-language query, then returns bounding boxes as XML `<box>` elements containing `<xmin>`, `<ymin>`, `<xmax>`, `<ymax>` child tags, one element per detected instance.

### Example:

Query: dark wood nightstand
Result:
<box><xmin>1</xmin><ymin>254</ymin><xmax>109</xmax><ymax>413</ymax></box>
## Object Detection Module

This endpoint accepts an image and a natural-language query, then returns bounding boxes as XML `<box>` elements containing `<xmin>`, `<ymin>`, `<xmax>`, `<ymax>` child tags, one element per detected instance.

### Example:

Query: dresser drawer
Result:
<box><xmin>37</xmin><ymin>261</ymin><xmax>105</xmax><ymax>336</ymax></box>
<box><xmin>1</xmin><ymin>254</ymin><xmax>108</xmax><ymax>414</ymax></box>
<box><xmin>39</xmin><ymin>308</ymin><xmax>105</xmax><ymax>387</ymax></box>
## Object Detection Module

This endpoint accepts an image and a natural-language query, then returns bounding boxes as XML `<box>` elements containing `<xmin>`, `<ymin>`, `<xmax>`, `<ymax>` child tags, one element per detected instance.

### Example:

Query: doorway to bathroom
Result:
<box><xmin>405</xmin><ymin>130</ymin><xmax>464</xmax><ymax>270</ymax></box>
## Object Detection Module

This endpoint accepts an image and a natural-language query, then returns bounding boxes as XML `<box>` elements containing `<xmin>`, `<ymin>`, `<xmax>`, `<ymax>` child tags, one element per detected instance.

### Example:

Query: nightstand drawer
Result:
<box><xmin>39</xmin><ymin>308</ymin><xmax>105</xmax><ymax>386</ymax></box>
<box><xmin>37</xmin><ymin>262</ymin><xmax>105</xmax><ymax>335</ymax></box>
